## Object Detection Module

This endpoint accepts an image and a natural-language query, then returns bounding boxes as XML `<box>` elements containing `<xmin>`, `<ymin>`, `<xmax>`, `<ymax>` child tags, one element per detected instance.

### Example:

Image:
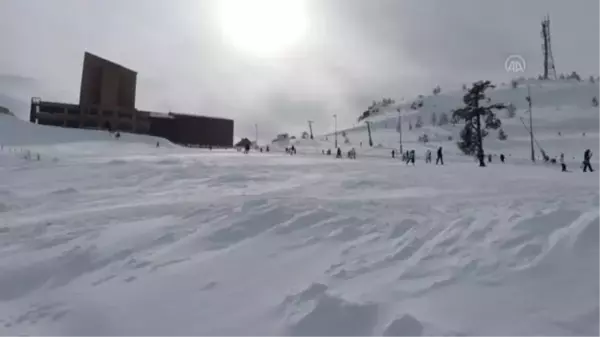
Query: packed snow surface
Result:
<box><xmin>0</xmin><ymin>80</ymin><xmax>598</xmax><ymax>335</ymax></box>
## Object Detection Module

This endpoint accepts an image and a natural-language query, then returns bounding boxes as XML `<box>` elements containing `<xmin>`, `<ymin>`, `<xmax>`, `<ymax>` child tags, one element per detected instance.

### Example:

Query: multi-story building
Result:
<box><xmin>29</xmin><ymin>52</ymin><xmax>233</xmax><ymax>147</ymax></box>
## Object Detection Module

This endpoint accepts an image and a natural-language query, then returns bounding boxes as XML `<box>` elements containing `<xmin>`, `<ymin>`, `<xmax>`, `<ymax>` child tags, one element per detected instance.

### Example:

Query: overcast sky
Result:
<box><xmin>0</xmin><ymin>0</ymin><xmax>598</xmax><ymax>140</ymax></box>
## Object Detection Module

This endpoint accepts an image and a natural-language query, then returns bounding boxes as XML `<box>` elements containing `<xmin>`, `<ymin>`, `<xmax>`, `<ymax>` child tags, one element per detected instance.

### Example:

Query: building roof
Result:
<box><xmin>84</xmin><ymin>52</ymin><xmax>137</xmax><ymax>74</ymax></box>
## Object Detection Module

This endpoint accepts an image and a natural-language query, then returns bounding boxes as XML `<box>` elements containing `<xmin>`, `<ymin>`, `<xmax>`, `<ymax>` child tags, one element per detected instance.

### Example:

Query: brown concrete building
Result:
<box><xmin>30</xmin><ymin>52</ymin><xmax>233</xmax><ymax>147</ymax></box>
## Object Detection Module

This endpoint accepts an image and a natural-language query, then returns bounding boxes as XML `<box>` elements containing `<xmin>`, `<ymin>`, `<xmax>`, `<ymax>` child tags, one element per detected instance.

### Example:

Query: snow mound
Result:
<box><xmin>282</xmin><ymin>283</ymin><xmax>379</xmax><ymax>336</ymax></box>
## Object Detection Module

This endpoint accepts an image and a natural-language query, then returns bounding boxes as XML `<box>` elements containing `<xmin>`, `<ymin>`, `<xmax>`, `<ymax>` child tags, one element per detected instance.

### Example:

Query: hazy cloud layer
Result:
<box><xmin>0</xmin><ymin>0</ymin><xmax>597</xmax><ymax>140</ymax></box>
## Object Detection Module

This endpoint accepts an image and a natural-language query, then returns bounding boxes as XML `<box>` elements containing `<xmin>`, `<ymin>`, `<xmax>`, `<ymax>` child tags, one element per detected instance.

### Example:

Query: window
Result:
<box><xmin>65</xmin><ymin>120</ymin><xmax>80</xmax><ymax>128</ymax></box>
<box><xmin>83</xmin><ymin>120</ymin><xmax>98</xmax><ymax>128</ymax></box>
<box><xmin>117</xmin><ymin>123</ymin><xmax>132</xmax><ymax>131</ymax></box>
<box><xmin>118</xmin><ymin>111</ymin><xmax>133</xmax><ymax>119</ymax></box>
<box><xmin>39</xmin><ymin>105</ymin><xmax>64</xmax><ymax>114</ymax></box>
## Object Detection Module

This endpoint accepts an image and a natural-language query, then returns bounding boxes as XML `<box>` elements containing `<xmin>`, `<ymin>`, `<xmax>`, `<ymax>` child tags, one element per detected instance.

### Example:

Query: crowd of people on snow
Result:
<box><xmin>236</xmin><ymin>140</ymin><xmax>595</xmax><ymax>173</ymax></box>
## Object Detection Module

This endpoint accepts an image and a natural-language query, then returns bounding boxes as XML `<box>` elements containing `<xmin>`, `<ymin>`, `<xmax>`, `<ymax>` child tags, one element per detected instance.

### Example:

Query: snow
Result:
<box><xmin>0</xmin><ymin>80</ymin><xmax>598</xmax><ymax>335</ymax></box>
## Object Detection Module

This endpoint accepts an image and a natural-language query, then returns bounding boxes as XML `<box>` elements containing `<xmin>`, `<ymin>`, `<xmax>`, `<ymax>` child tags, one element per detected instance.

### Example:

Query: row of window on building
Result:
<box><xmin>39</xmin><ymin>105</ymin><xmax>136</xmax><ymax>120</ymax></box>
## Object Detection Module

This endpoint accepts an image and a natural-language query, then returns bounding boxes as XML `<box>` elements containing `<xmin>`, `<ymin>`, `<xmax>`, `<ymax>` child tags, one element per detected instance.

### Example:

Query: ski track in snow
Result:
<box><xmin>0</xmin><ymin>80</ymin><xmax>598</xmax><ymax>335</ymax></box>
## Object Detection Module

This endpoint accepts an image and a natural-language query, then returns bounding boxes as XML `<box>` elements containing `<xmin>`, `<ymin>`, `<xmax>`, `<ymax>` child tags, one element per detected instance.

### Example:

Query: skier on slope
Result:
<box><xmin>406</xmin><ymin>150</ymin><xmax>415</xmax><ymax>165</ymax></box>
<box><xmin>560</xmin><ymin>153</ymin><xmax>567</xmax><ymax>172</ymax></box>
<box><xmin>582</xmin><ymin>149</ymin><xmax>594</xmax><ymax>172</ymax></box>
<box><xmin>436</xmin><ymin>147</ymin><xmax>443</xmax><ymax>165</ymax></box>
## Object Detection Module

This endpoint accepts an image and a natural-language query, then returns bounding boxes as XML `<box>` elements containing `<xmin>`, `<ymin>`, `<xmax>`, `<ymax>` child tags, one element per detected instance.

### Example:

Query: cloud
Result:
<box><xmin>0</xmin><ymin>0</ymin><xmax>597</xmax><ymax>139</ymax></box>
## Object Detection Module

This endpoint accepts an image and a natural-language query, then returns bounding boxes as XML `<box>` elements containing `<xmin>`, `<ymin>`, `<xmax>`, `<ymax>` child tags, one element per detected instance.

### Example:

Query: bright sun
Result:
<box><xmin>216</xmin><ymin>0</ymin><xmax>309</xmax><ymax>57</ymax></box>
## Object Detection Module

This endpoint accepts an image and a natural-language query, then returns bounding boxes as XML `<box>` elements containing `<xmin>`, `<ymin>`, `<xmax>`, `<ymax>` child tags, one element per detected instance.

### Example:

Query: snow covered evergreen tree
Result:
<box><xmin>438</xmin><ymin>112</ymin><xmax>449</xmax><ymax>126</ymax></box>
<box><xmin>498</xmin><ymin>128</ymin><xmax>507</xmax><ymax>140</ymax></box>
<box><xmin>567</xmin><ymin>71</ymin><xmax>581</xmax><ymax>81</ymax></box>
<box><xmin>415</xmin><ymin>116</ymin><xmax>423</xmax><ymax>128</ymax></box>
<box><xmin>452</xmin><ymin>80</ymin><xmax>506</xmax><ymax>167</ymax></box>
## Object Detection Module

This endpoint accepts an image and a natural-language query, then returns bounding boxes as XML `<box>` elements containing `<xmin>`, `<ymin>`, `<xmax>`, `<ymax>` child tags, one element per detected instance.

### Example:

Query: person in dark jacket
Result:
<box><xmin>336</xmin><ymin>147</ymin><xmax>342</xmax><ymax>158</ymax></box>
<box><xmin>583</xmin><ymin>149</ymin><xmax>594</xmax><ymax>172</ymax></box>
<box><xmin>391</xmin><ymin>149</ymin><xmax>395</xmax><ymax>158</ymax></box>
<box><xmin>436</xmin><ymin>147</ymin><xmax>443</xmax><ymax>165</ymax></box>
<box><xmin>500</xmin><ymin>154</ymin><xmax>505</xmax><ymax>163</ymax></box>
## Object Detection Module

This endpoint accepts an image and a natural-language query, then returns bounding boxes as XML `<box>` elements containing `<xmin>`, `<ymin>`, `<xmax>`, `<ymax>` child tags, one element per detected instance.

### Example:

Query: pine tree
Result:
<box><xmin>498</xmin><ymin>128</ymin><xmax>507</xmax><ymax>140</ymax></box>
<box><xmin>452</xmin><ymin>80</ymin><xmax>506</xmax><ymax>167</ymax></box>
<box><xmin>415</xmin><ymin>116</ymin><xmax>423</xmax><ymax>128</ymax></box>
<box><xmin>431</xmin><ymin>112</ymin><xmax>437</xmax><ymax>126</ymax></box>
<box><xmin>567</xmin><ymin>71</ymin><xmax>581</xmax><ymax>81</ymax></box>
<box><xmin>438</xmin><ymin>112</ymin><xmax>449</xmax><ymax>126</ymax></box>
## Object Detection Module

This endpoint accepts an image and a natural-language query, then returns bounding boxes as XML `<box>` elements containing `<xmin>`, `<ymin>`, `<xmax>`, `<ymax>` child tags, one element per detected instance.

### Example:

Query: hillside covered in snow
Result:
<box><xmin>0</xmin><ymin>79</ymin><xmax>598</xmax><ymax>335</ymax></box>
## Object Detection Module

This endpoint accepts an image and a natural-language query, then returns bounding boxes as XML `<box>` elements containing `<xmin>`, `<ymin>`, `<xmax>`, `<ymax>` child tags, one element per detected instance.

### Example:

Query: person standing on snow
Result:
<box><xmin>391</xmin><ymin>149</ymin><xmax>395</xmax><ymax>159</ymax></box>
<box><xmin>560</xmin><ymin>153</ymin><xmax>567</xmax><ymax>172</ymax></box>
<box><xmin>500</xmin><ymin>154</ymin><xmax>505</xmax><ymax>163</ymax></box>
<box><xmin>336</xmin><ymin>147</ymin><xmax>342</xmax><ymax>158</ymax></box>
<box><xmin>436</xmin><ymin>147</ymin><xmax>444</xmax><ymax>165</ymax></box>
<box><xmin>583</xmin><ymin>149</ymin><xmax>594</xmax><ymax>172</ymax></box>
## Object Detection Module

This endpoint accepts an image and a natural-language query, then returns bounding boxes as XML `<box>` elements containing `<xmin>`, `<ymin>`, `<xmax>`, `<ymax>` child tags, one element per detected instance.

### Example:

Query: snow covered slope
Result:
<box><xmin>312</xmin><ymin>80</ymin><xmax>599</xmax><ymax>166</ymax></box>
<box><xmin>0</xmin><ymin>80</ymin><xmax>598</xmax><ymax>335</ymax></box>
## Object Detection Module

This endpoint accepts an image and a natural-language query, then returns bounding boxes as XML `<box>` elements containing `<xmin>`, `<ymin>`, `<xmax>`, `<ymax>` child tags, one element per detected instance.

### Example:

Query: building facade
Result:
<box><xmin>30</xmin><ymin>52</ymin><xmax>233</xmax><ymax>148</ymax></box>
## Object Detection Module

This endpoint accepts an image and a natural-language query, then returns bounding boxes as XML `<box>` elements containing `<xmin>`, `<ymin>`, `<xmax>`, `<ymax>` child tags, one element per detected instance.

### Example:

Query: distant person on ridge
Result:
<box><xmin>436</xmin><ymin>147</ymin><xmax>443</xmax><ymax>165</ymax></box>
<box><xmin>391</xmin><ymin>149</ymin><xmax>395</xmax><ymax>158</ymax></box>
<box><xmin>583</xmin><ymin>149</ymin><xmax>593</xmax><ymax>172</ymax></box>
<box><xmin>336</xmin><ymin>147</ymin><xmax>342</xmax><ymax>158</ymax></box>
<box><xmin>156</xmin><ymin>141</ymin><xmax>160</xmax><ymax>148</ymax></box>
<box><xmin>500</xmin><ymin>154</ymin><xmax>505</xmax><ymax>163</ymax></box>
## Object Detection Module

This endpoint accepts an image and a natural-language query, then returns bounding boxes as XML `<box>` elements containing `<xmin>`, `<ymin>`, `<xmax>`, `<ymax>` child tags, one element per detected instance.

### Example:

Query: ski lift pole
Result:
<box><xmin>527</xmin><ymin>85</ymin><xmax>535</xmax><ymax>162</ymax></box>
<box><xmin>396</xmin><ymin>108</ymin><xmax>403</xmax><ymax>154</ymax></box>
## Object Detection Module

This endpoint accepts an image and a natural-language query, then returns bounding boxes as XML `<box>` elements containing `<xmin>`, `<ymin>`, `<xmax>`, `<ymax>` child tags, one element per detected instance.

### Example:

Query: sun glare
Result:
<box><xmin>216</xmin><ymin>0</ymin><xmax>309</xmax><ymax>57</ymax></box>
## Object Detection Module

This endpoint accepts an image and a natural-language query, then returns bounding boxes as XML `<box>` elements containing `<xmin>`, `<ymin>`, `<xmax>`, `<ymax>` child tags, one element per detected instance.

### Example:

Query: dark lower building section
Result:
<box><xmin>30</xmin><ymin>98</ymin><xmax>234</xmax><ymax>148</ymax></box>
<box><xmin>148</xmin><ymin>112</ymin><xmax>234</xmax><ymax>148</ymax></box>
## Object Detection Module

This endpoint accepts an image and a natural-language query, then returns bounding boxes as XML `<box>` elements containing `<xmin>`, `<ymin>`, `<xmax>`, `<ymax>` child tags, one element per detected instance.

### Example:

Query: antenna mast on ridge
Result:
<box><xmin>541</xmin><ymin>15</ymin><xmax>557</xmax><ymax>80</ymax></box>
